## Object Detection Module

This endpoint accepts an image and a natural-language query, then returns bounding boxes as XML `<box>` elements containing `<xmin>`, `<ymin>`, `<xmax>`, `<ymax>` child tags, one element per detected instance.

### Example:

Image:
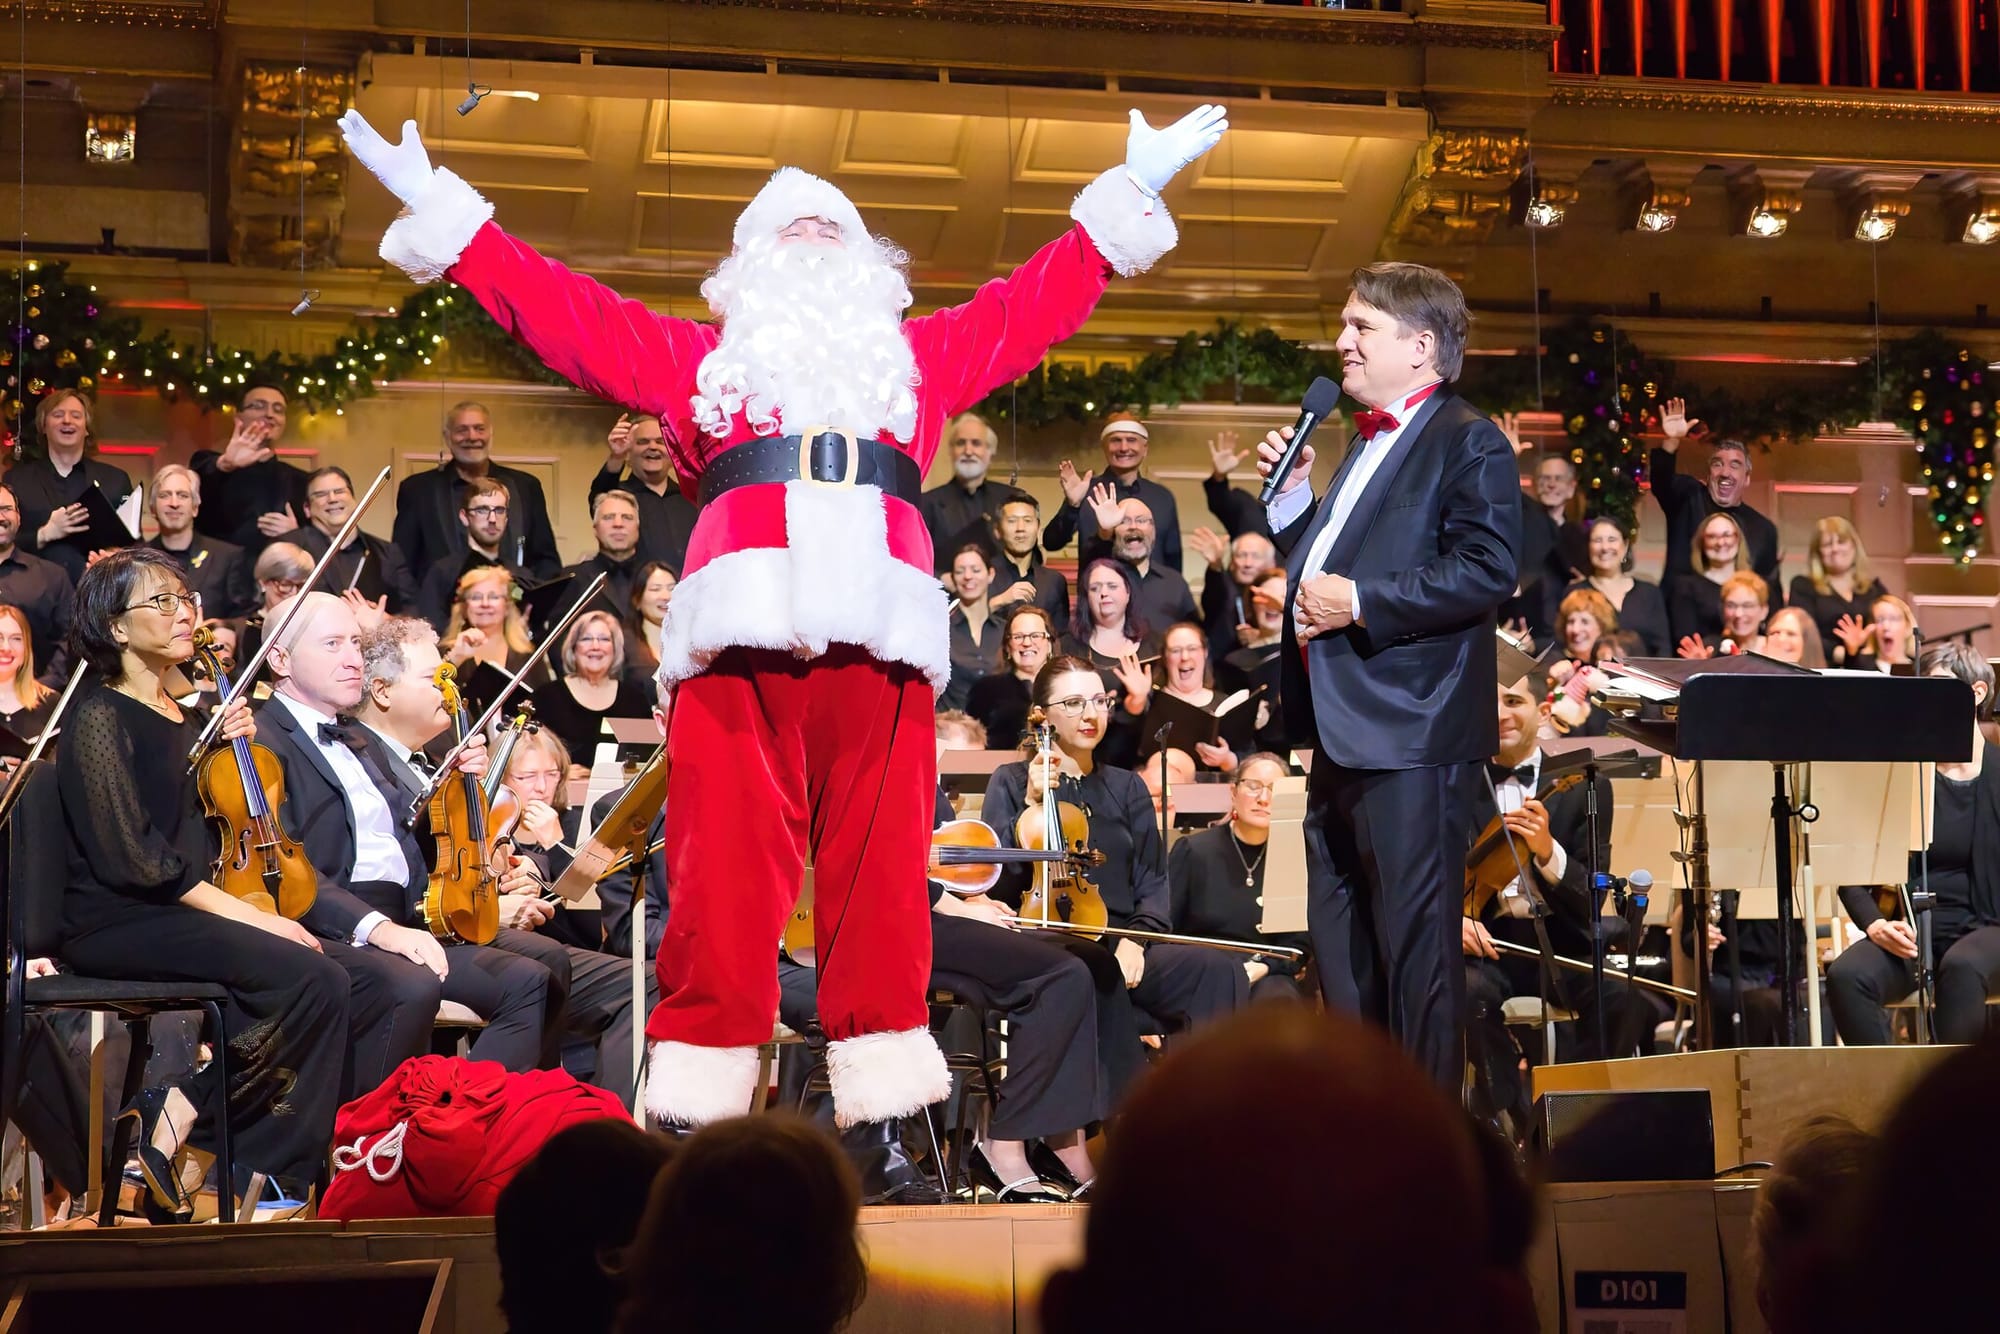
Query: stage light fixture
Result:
<box><xmin>1524</xmin><ymin>198</ymin><xmax>1564</xmax><ymax>229</ymax></box>
<box><xmin>84</xmin><ymin>113</ymin><xmax>136</xmax><ymax>165</ymax></box>
<box><xmin>1746</xmin><ymin>207</ymin><xmax>1788</xmax><ymax>239</ymax></box>
<box><xmin>1636</xmin><ymin>204</ymin><xmax>1676</xmax><ymax>233</ymax></box>
<box><xmin>1855</xmin><ymin>208</ymin><xmax>1897</xmax><ymax>242</ymax></box>
<box><xmin>1965</xmin><ymin>213</ymin><xmax>2000</xmax><ymax>245</ymax></box>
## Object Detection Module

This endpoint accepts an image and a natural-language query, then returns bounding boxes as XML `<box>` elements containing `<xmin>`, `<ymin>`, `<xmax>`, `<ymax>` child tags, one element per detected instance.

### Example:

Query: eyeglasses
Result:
<box><xmin>262</xmin><ymin>578</ymin><xmax>302</xmax><ymax>594</ymax></box>
<box><xmin>464</xmin><ymin>591</ymin><xmax>509</xmax><ymax>604</ymax></box>
<box><xmin>1722</xmin><ymin>601</ymin><xmax>1763</xmax><ymax>614</ymax></box>
<box><xmin>576</xmin><ymin>635</ymin><xmax>617</xmax><ymax>646</ymax></box>
<box><xmin>1235</xmin><ymin>779</ymin><xmax>1275</xmax><ymax>798</ymax></box>
<box><xmin>1046</xmin><ymin>693</ymin><xmax>1116</xmax><ymax>716</ymax></box>
<box><xmin>125</xmin><ymin>591</ymin><xmax>197</xmax><ymax>616</ymax></box>
<box><xmin>465</xmin><ymin>505</ymin><xmax>508</xmax><ymax>520</ymax></box>
<box><xmin>1008</xmin><ymin>631</ymin><xmax>1050</xmax><ymax>644</ymax></box>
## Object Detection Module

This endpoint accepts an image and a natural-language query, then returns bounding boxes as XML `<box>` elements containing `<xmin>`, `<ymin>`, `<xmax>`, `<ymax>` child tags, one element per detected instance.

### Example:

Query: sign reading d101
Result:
<box><xmin>1573</xmin><ymin>1270</ymin><xmax>1688</xmax><ymax>1334</ymax></box>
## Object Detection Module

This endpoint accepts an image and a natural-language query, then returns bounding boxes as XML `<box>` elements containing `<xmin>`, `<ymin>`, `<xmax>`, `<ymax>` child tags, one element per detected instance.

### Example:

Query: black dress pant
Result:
<box><xmin>62</xmin><ymin>903</ymin><xmax>350</xmax><ymax>1186</ymax></box>
<box><xmin>779</xmin><ymin>917</ymin><xmax>1104</xmax><ymax>1142</ymax></box>
<box><xmin>1464</xmin><ymin>953</ymin><xmax>1665</xmax><ymax>1121</ymax></box>
<box><xmin>347</xmin><ymin>883</ymin><xmax>557</xmax><ymax>1075</ymax></box>
<box><xmin>1827</xmin><ymin>925</ymin><xmax>2000</xmax><ymax>1045</ymax></box>
<box><xmin>1305</xmin><ymin>755</ymin><xmax>1478</xmax><ymax>1090</ymax></box>
<box><xmin>10</xmin><ymin>1015</ymin><xmax>89</xmax><ymax>1196</ymax></box>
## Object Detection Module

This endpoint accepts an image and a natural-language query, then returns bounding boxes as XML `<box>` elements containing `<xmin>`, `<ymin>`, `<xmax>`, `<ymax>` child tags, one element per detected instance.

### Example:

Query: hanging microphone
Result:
<box><xmin>1258</xmin><ymin>376</ymin><xmax>1342</xmax><ymax>506</ymax></box>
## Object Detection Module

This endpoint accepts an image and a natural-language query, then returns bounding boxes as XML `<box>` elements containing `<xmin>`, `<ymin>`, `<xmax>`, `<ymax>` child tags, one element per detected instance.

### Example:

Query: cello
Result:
<box><xmin>190</xmin><ymin>624</ymin><xmax>316</xmax><ymax>920</ymax></box>
<box><xmin>422</xmin><ymin>662</ymin><xmax>501</xmax><ymax>945</ymax></box>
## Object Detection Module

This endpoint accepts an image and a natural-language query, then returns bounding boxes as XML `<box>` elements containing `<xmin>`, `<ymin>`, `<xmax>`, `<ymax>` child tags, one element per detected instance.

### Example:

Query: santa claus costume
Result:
<box><xmin>341</xmin><ymin>103</ymin><xmax>1226</xmax><ymax>1129</ymax></box>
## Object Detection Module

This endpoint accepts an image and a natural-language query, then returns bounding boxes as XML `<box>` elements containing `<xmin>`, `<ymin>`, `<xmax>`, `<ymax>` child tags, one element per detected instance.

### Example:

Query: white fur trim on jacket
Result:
<box><xmin>644</xmin><ymin>1040</ymin><xmax>762</xmax><ymax>1128</ymax></box>
<box><xmin>378</xmin><ymin>167</ymin><xmax>496</xmax><ymax>284</ymax></box>
<box><xmin>1071</xmin><ymin>165</ymin><xmax>1178</xmax><ymax>278</ymax></box>
<box><xmin>734</xmin><ymin>166</ymin><xmax>870</xmax><ymax>250</ymax></box>
<box><xmin>826</xmin><ymin>1027</ymin><xmax>952</xmax><ymax>1128</ymax></box>
<box><xmin>655</xmin><ymin>483</ymin><xmax>952</xmax><ymax>693</ymax></box>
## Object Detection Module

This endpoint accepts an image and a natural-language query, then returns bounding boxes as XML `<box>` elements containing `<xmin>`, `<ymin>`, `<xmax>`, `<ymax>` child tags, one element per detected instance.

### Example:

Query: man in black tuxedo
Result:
<box><xmin>1462</xmin><ymin>673</ymin><xmax>1660</xmax><ymax>1129</ymax></box>
<box><xmin>392</xmin><ymin>401</ymin><xmax>563</xmax><ymax>582</ymax></box>
<box><xmin>1257</xmin><ymin>261</ymin><xmax>1520</xmax><ymax>1089</ymax></box>
<box><xmin>255</xmin><ymin>591</ymin><xmax>555</xmax><ymax>1090</ymax></box>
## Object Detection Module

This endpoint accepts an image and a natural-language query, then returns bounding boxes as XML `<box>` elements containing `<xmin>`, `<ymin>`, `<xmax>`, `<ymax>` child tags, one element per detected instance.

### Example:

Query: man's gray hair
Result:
<box><xmin>362</xmin><ymin>616</ymin><xmax>440</xmax><ymax>692</ymax></box>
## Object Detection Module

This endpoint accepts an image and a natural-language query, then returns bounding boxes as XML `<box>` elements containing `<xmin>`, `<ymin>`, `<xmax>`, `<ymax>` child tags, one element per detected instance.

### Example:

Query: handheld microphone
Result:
<box><xmin>1258</xmin><ymin>375</ymin><xmax>1343</xmax><ymax>505</ymax></box>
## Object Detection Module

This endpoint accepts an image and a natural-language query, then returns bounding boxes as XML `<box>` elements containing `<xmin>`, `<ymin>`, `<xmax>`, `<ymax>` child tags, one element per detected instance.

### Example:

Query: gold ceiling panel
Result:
<box><xmin>643</xmin><ymin>99</ymin><xmax>786</xmax><ymax>170</ymax></box>
<box><xmin>1013</xmin><ymin>116</ymin><xmax>1127</xmax><ymax>185</ymax></box>
<box><xmin>858</xmin><ymin>204</ymin><xmax>953</xmax><ymax>261</ymax></box>
<box><xmin>474</xmin><ymin>185</ymin><xmax>588</xmax><ymax>250</ymax></box>
<box><xmin>417</xmin><ymin>89</ymin><xmax>594</xmax><ymax>161</ymax></box>
<box><xmin>1170</xmin><ymin>218</ymin><xmax>1330</xmax><ymax>276</ymax></box>
<box><xmin>634</xmin><ymin>194</ymin><xmax>752</xmax><ymax>255</ymax></box>
<box><xmin>1192</xmin><ymin>131</ymin><xmax>1359</xmax><ymax>196</ymax></box>
<box><xmin>833</xmin><ymin>110</ymin><xmax>969</xmax><ymax>179</ymax></box>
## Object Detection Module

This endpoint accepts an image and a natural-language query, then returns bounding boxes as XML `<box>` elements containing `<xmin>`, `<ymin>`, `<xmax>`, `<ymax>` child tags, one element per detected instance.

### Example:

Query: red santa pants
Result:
<box><xmin>647</xmin><ymin>644</ymin><xmax>936</xmax><ymax>1050</ymax></box>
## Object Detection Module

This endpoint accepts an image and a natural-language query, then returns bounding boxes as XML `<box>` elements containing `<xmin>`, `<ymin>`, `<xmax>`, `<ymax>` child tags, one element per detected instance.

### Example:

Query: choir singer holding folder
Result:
<box><xmin>1256</xmin><ymin>262</ymin><xmax>1521</xmax><ymax>1090</ymax></box>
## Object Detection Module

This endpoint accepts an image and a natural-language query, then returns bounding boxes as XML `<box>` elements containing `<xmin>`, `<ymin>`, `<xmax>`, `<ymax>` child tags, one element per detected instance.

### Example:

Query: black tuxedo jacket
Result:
<box><xmin>146</xmin><ymin>535</ymin><xmax>255</xmax><ymax>620</ymax></box>
<box><xmin>1276</xmin><ymin>390</ymin><xmax>1521</xmax><ymax>769</ymax></box>
<box><xmin>258</xmin><ymin>697</ymin><xmax>428</xmax><ymax>938</ymax></box>
<box><xmin>1471</xmin><ymin>765</ymin><xmax>1613</xmax><ymax>962</ymax></box>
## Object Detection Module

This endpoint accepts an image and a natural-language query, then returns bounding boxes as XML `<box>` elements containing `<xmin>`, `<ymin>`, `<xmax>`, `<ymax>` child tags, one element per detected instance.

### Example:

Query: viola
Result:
<box><xmin>191</xmin><ymin>625</ymin><xmax>316</xmax><ymax>920</ymax></box>
<box><xmin>1463</xmin><ymin>770</ymin><xmax>1586</xmax><ymax>920</ymax></box>
<box><xmin>1015</xmin><ymin>722</ymin><xmax>1109</xmax><ymax>937</ymax></box>
<box><xmin>422</xmin><ymin>662</ymin><xmax>500</xmax><ymax>944</ymax></box>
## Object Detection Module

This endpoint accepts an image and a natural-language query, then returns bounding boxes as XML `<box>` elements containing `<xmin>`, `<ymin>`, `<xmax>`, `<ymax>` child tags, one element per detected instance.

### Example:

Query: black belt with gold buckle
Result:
<box><xmin>697</xmin><ymin>428</ymin><xmax>923</xmax><ymax>507</ymax></box>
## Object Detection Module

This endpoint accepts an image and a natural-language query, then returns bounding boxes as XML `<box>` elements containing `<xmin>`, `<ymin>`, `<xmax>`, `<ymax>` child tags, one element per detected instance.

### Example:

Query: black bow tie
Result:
<box><xmin>1487</xmin><ymin>761</ymin><xmax>1536</xmax><ymax>787</ymax></box>
<box><xmin>317</xmin><ymin>719</ymin><xmax>372</xmax><ymax>753</ymax></box>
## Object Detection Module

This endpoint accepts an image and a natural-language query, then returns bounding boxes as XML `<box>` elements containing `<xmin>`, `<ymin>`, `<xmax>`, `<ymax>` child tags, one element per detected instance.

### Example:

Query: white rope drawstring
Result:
<box><xmin>331</xmin><ymin>1120</ymin><xmax>409</xmax><ymax>1183</ymax></box>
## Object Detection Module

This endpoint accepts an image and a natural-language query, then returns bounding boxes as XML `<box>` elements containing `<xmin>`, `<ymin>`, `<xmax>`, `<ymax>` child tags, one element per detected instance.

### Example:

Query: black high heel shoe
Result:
<box><xmin>115</xmin><ymin>1086</ymin><xmax>192</xmax><ymax>1221</ymax></box>
<box><xmin>1027</xmin><ymin>1140</ymin><xmax>1084</xmax><ymax>1195</ymax></box>
<box><xmin>966</xmin><ymin>1145</ymin><xmax>1068</xmax><ymax>1204</ymax></box>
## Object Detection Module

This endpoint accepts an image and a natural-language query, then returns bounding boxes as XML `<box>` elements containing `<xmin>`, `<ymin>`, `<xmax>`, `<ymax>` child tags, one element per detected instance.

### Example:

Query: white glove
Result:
<box><xmin>1124</xmin><ymin>104</ymin><xmax>1228</xmax><ymax>199</ymax></box>
<box><xmin>338</xmin><ymin>110</ymin><xmax>437</xmax><ymax>207</ymax></box>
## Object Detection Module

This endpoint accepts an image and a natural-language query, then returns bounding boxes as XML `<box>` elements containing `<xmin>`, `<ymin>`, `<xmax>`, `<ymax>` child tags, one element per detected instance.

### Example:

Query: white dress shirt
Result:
<box><xmin>1267</xmin><ymin>381</ymin><xmax>1444</xmax><ymax>630</ymax></box>
<box><xmin>1491</xmin><ymin>749</ymin><xmax>1568</xmax><ymax>916</ymax></box>
<box><xmin>273</xmin><ymin>691</ymin><xmax>409</xmax><ymax>944</ymax></box>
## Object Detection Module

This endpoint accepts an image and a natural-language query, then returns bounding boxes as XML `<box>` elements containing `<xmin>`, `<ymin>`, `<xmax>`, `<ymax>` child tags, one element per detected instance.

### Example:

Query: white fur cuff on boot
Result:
<box><xmin>644</xmin><ymin>1040</ymin><xmax>762</xmax><ymax>1128</ymax></box>
<box><xmin>826</xmin><ymin>1027</ymin><xmax>952</xmax><ymax>1129</ymax></box>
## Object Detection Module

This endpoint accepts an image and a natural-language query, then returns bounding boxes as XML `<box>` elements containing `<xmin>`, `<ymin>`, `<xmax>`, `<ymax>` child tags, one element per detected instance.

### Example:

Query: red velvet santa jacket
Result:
<box><xmin>378</xmin><ymin>166</ymin><xmax>1177</xmax><ymax>693</ymax></box>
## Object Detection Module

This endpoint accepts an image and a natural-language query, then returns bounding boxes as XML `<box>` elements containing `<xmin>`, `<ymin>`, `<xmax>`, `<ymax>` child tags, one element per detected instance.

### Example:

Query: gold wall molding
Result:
<box><xmin>1551</xmin><ymin>78</ymin><xmax>2000</xmax><ymax>127</ymax></box>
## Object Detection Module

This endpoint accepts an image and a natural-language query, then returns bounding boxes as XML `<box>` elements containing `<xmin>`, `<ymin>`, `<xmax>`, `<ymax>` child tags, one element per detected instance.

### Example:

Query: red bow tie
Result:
<box><xmin>1353</xmin><ymin>408</ymin><xmax>1400</xmax><ymax>440</ymax></box>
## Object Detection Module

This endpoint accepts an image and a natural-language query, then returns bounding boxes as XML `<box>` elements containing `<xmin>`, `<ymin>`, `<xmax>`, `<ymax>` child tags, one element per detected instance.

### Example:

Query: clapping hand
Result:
<box><xmin>1833</xmin><ymin>614</ymin><xmax>1871</xmax><ymax>657</ymax></box>
<box><xmin>1677</xmin><ymin>634</ymin><xmax>1715</xmax><ymax>660</ymax></box>
<box><xmin>1056</xmin><ymin>460</ymin><xmax>1093</xmax><ymax>509</ymax></box>
<box><xmin>1086</xmin><ymin>482</ymin><xmax>1123</xmax><ymax>536</ymax></box>
<box><xmin>255</xmin><ymin>504</ymin><xmax>299</xmax><ymax>538</ymax></box>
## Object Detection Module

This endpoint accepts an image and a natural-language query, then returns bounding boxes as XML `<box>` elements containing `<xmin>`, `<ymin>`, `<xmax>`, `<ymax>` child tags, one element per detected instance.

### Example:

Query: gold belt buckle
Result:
<box><xmin>798</xmin><ymin>425</ymin><xmax>857</xmax><ymax>488</ymax></box>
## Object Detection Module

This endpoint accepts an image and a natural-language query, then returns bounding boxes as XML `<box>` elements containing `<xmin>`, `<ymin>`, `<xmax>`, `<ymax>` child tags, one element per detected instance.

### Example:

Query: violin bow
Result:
<box><xmin>404</xmin><ymin>572</ymin><xmax>609</xmax><ymax>827</ymax></box>
<box><xmin>185</xmin><ymin>465</ymin><xmax>394</xmax><ymax>767</ymax></box>
<box><xmin>0</xmin><ymin>659</ymin><xmax>90</xmax><ymax>829</ymax></box>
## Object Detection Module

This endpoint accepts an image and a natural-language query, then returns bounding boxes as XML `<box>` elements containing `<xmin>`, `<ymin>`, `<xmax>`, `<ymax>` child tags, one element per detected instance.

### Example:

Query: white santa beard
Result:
<box><xmin>691</xmin><ymin>238</ymin><xmax>921</xmax><ymax>444</ymax></box>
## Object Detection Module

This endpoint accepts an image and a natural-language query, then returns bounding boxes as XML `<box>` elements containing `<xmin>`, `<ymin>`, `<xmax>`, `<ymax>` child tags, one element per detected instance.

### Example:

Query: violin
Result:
<box><xmin>481</xmin><ymin>703</ymin><xmax>536</xmax><ymax>867</ymax></box>
<box><xmin>1463</xmin><ymin>771</ymin><xmax>1586</xmax><ymax>920</ymax></box>
<box><xmin>422</xmin><ymin>662</ymin><xmax>500</xmax><ymax>944</ymax></box>
<box><xmin>191</xmin><ymin>625</ymin><xmax>317</xmax><ymax>920</ymax></box>
<box><xmin>1015</xmin><ymin>722</ymin><xmax>1109</xmax><ymax>937</ymax></box>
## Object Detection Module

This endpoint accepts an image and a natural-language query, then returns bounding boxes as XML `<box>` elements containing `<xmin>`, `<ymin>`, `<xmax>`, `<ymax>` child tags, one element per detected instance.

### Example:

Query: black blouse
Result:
<box><xmin>943</xmin><ymin>604</ymin><xmax>1005</xmax><ymax>713</ymax></box>
<box><xmin>966</xmin><ymin>672</ymin><xmax>1033</xmax><ymax>751</ymax></box>
<box><xmin>1563</xmin><ymin>577</ymin><xmax>1672</xmax><ymax>657</ymax></box>
<box><xmin>1787</xmin><ymin>575</ymin><xmax>1888</xmax><ymax>667</ymax></box>
<box><xmin>56</xmin><ymin>686</ymin><xmax>210</xmax><ymax>941</ymax></box>
<box><xmin>1666</xmin><ymin>573</ymin><xmax>1726</xmax><ymax>645</ymax></box>
<box><xmin>10</xmin><ymin>455</ymin><xmax>137</xmax><ymax>581</ymax></box>
<box><xmin>1167</xmin><ymin>824</ymin><xmax>1310</xmax><ymax>975</ymax></box>
<box><xmin>0</xmin><ymin>692</ymin><xmax>56</xmax><ymax>744</ymax></box>
<box><xmin>530</xmin><ymin>675</ymin><xmax>654</xmax><ymax>766</ymax></box>
<box><xmin>981</xmin><ymin>759</ymin><xmax>1170</xmax><ymax>934</ymax></box>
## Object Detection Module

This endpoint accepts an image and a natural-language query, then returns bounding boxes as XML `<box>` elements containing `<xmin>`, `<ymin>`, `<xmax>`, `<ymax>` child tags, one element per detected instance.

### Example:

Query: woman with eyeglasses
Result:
<box><xmin>529</xmin><ymin>610</ymin><xmax>653</xmax><ymax>778</ymax></box>
<box><xmin>52</xmin><ymin>548</ymin><xmax>347</xmax><ymax>1220</ymax></box>
<box><xmin>967</xmin><ymin>604</ymin><xmax>1057</xmax><ymax>751</ymax></box>
<box><xmin>442</xmin><ymin>564</ymin><xmax>547</xmax><ymax>716</ymax></box>
<box><xmin>1146</xmin><ymin>621</ymin><xmax>1256</xmax><ymax>775</ymax></box>
<box><xmin>943</xmin><ymin>543</ymin><xmax>1006</xmax><ymax>713</ymax></box>
<box><xmin>1677</xmin><ymin>571</ymin><xmax>1769</xmax><ymax>659</ymax></box>
<box><xmin>1167</xmin><ymin>753</ymin><xmax>1311</xmax><ymax>1003</ymax></box>
<box><xmin>494</xmin><ymin>725</ymin><xmax>597</xmax><ymax>947</ymax></box>
<box><xmin>982</xmin><ymin>657</ymin><xmax>1249</xmax><ymax>1107</ymax></box>
<box><xmin>1667</xmin><ymin>510</ymin><xmax>1752</xmax><ymax>646</ymax></box>
<box><xmin>233</xmin><ymin>539</ymin><xmax>313</xmax><ymax>670</ymax></box>
<box><xmin>1559</xmin><ymin>517</ymin><xmax>1670</xmax><ymax>657</ymax></box>
<box><xmin>622</xmin><ymin>561</ymin><xmax>678</xmax><ymax>686</ymax></box>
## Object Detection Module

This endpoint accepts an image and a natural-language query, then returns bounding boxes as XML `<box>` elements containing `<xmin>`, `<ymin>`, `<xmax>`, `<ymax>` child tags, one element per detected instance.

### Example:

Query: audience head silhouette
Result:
<box><xmin>495</xmin><ymin>1119</ymin><xmax>675</xmax><ymax>1334</ymax></box>
<box><xmin>616</xmin><ymin>1115</ymin><xmax>865</xmax><ymax>1334</ymax></box>
<box><xmin>1041</xmin><ymin>1006</ymin><xmax>1530</xmax><ymax>1333</ymax></box>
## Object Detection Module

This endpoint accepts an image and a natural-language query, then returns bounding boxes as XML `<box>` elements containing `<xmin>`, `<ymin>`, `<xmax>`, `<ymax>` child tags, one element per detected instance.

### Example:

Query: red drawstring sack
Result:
<box><xmin>322</xmin><ymin>1055</ymin><xmax>628</xmax><ymax>1220</ymax></box>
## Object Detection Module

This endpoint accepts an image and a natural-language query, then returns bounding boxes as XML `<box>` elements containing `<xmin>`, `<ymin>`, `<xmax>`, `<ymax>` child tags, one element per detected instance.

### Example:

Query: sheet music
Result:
<box><xmin>116</xmin><ymin>485</ymin><xmax>142</xmax><ymax>539</ymax></box>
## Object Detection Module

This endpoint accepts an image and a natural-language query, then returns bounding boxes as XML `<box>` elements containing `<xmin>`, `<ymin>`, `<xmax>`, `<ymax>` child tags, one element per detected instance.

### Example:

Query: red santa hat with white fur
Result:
<box><xmin>731</xmin><ymin>167</ymin><xmax>871</xmax><ymax>251</ymax></box>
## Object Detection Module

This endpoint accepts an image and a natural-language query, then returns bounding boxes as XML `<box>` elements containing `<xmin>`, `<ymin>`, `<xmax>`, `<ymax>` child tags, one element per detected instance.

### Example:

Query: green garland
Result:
<box><xmin>1</xmin><ymin>260</ymin><xmax>1988</xmax><ymax>561</ymax></box>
